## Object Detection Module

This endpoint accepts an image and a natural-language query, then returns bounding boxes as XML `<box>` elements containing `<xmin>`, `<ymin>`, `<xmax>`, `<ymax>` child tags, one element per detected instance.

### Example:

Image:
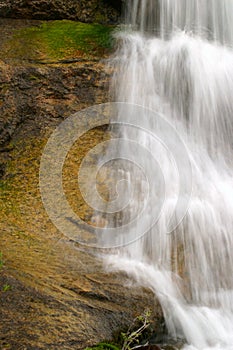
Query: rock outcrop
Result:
<box><xmin>0</xmin><ymin>18</ymin><xmax>112</xmax><ymax>170</ymax></box>
<box><xmin>0</xmin><ymin>17</ymin><xmax>163</xmax><ymax>350</ymax></box>
<box><xmin>0</xmin><ymin>0</ymin><xmax>121</xmax><ymax>23</ymax></box>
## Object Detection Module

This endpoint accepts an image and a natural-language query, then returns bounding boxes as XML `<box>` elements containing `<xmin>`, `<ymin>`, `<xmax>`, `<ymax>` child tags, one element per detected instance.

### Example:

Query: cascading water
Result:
<box><xmin>99</xmin><ymin>1</ymin><xmax>233</xmax><ymax>349</ymax></box>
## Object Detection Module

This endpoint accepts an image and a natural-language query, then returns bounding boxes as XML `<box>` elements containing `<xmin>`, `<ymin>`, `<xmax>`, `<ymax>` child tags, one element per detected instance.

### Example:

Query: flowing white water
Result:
<box><xmin>100</xmin><ymin>1</ymin><xmax>233</xmax><ymax>349</ymax></box>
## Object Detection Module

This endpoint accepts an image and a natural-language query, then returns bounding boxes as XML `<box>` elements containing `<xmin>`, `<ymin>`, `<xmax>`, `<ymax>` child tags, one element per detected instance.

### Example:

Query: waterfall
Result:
<box><xmin>99</xmin><ymin>1</ymin><xmax>233</xmax><ymax>349</ymax></box>
<box><xmin>126</xmin><ymin>0</ymin><xmax>233</xmax><ymax>45</ymax></box>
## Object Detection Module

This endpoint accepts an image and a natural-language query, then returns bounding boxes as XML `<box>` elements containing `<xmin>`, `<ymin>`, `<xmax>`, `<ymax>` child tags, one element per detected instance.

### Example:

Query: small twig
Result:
<box><xmin>121</xmin><ymin>310</ymin><xmax>151</xmax><ymax>350</ymax></box>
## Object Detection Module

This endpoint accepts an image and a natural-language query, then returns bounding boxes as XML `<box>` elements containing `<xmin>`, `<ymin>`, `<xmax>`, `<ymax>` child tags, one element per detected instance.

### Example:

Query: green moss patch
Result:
<box><xmin>85</xmin><ymin>342</ymin><xmax>120</xmax><ymax>350</ymax></box>
<box><xmin>3</xmin><ymin>20</ymin><xmax>115</xmax><ymax>62</ymax></box>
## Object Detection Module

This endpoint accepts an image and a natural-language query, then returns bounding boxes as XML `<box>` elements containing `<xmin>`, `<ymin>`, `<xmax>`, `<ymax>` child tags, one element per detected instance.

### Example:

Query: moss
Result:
<box><xmin>0</xmin><ymin>180</ymin><xmax>10</xmax><ymax>192</ymax></box>
<box><xmin>28</xmin><ymin>74</ymin><xmax>41</xmax><ymax>81</ymax></box>
<box><xmin>3</xmin><ymin>20</ymin><xmax>115</xmax><ymax>62</ymax></box>
<box><xmin>0</xmin><ymin>178</ymin><xmax>20</xmax><ymax>216</ymax></box>
<box><xmin>85</xmin><ymin>342</ymin><xmax>120</xmax><ymax>350</ymax></box>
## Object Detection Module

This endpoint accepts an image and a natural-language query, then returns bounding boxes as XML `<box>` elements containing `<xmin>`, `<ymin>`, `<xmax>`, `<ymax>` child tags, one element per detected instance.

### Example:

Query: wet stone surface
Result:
<box><xmin>0</xmin><ymin>18</ymin><xmax>163</xmax><ymax>350</ymax></box>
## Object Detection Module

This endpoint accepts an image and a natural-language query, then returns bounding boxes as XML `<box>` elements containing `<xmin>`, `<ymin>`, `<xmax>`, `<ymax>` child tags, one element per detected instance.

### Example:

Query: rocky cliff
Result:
<box><xmin>0</xmin><ymin>18</ymin><xmax>114</xmax><ymax>173</ymax></box>
<box><xmin>0</xmin><ymin>15</ymin><xmax>163</xmax><ymax>350</ymax></box>
<box><xmin>0</xmin><ymin>0</ymin><xmax>121</xmax><ymax>23</ymax></box>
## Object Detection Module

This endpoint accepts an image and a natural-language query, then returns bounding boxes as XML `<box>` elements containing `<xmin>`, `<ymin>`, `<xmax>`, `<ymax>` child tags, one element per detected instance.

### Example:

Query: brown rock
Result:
<box><xmin>0</xmin><ymin>17</ymin><xmax>163</xmax><ymax>350</ymax></box>
<box><xmin>0</xmin><ymin>0</ymin><xmax>121</xmax><ymax>24</ymax></box>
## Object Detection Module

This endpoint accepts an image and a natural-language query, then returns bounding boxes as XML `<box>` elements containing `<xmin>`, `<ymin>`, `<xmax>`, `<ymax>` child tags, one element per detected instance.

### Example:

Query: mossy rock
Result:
<box><xmin>85</xmin><ymin>342</ymin><xmax>120</xmax><ymax>350</ymax></box>
<box><xmin>2</xmin><ymin>20</ymin><xmax>116</xmax><ymax>62</ymax></box>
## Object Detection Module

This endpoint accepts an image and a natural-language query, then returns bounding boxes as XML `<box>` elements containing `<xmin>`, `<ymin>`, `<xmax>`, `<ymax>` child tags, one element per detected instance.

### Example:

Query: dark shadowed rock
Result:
<box><xmin>0</xmin><ymin>0</ymin><xmax>122</xmax><ymax>23</ymax></box>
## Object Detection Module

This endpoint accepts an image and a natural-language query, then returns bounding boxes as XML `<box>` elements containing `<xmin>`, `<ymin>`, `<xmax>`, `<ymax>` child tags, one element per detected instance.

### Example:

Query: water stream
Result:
<box><xmin>99</xmin><ymin>1</ymin><xmax>233</xmax><ymax>349</ymax></box>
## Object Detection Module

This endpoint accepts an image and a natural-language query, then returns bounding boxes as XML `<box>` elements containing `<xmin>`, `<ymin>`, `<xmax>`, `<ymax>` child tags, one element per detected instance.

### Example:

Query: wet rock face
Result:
<box><xmin>0</xmin><ymin>0</ymin><xmax>121</xmax><ymax>23</ymax></box>
<box><xmin>0</xmin><ymin>62</ymin><xmax>109</xmax><ymax>145</ymax></box>
<box><xmin>0</xmin><ymin>16</ymin><xmax>163</xmax><ymax>350</ymax></box>
<box><xmin>0</xmin><ymin>60</ymin><xmax>110</xmax><ymax>178</ymax></box>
